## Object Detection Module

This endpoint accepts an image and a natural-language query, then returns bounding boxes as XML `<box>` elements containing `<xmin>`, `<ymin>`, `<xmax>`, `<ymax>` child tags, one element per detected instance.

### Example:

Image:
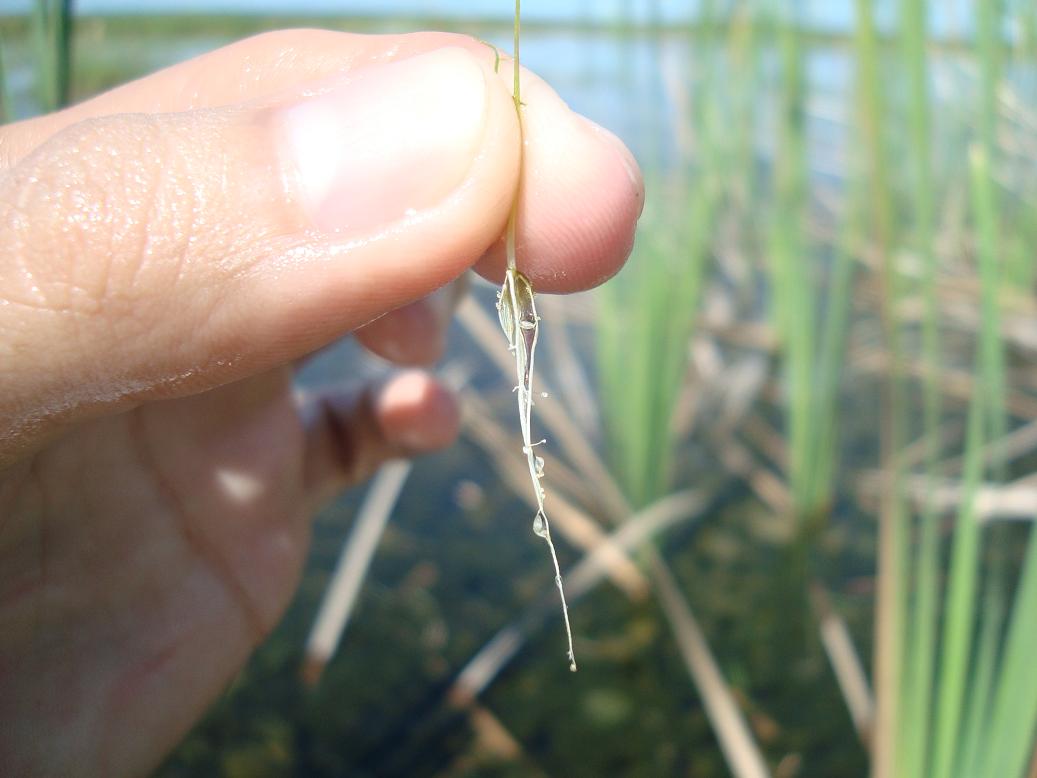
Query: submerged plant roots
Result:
<box><xmin>495</xmin><ymin>0</ymin><xmax>577</xmax><ymax>673</ymax></box>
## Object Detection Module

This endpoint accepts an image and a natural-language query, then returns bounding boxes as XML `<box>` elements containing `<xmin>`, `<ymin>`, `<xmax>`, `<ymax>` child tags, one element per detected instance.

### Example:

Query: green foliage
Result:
<box><xmin>30</xmin><ymin>0</ymin><xmax>73</xmax><ymax>111</ymax></box>
<box><xmin>597</xmin><ymin>181</ymin><xmax>712</xmax><ymax>510</ymax></box>
<box><xmin>0</xmin><ymin>33</ymin><xmax>11</xmax><ymax>122</ymax></box>
<box><xmin>894</xmin><ymin>142</ymin><xmax>1036</xmax><ymax>778</ymax></box>
<box><xmin>886</xmin><ymin>2</ymin><xmax>1037</xmax><ymax>773</ymax></box>
<box><xmin>766</xmin><ymin>9</ymin><xmax>814</xmax><ymax>515</ymax></box>
<box><xmin>896</xmin><ymin>1</ymin><xmax>941</xmax><ymax>772</ymax></box>
<box><xmin>598</xmin><ymin>2</ymin><xmax>1037</xmax><ymax>776</ymax></box>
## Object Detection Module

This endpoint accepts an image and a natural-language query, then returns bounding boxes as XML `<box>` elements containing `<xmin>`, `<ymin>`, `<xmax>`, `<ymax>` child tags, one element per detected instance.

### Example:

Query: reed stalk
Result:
<box><xmin>896</xmin><ymin>0</ymin><xmax>941</xmax><ymax>774</ymax></box>
<box><xmin>30</xmin><ymin>0</ymin><xmax>73</xmax><ymax>112</ymax></box>
<box><xmin>854</xmin><ymin>0</ymin><xmax>907</xmax><ymax>775</ymax></box>
<box><xmin>0</xmin><ymin>32</ymin><xmax>11</xmax><ymax>123</ymax></box>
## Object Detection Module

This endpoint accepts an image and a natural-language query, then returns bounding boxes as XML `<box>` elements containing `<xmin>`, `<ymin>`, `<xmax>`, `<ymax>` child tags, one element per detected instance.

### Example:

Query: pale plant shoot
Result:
<box><xmin>495</xmin><ymin>0</ymin><xmax>577</xmax><ymax>672</ymax></box>
<box><xmin>497</xmin><ymin>267</ymin><xmax>577</xmax><ymax>673</ymax></box>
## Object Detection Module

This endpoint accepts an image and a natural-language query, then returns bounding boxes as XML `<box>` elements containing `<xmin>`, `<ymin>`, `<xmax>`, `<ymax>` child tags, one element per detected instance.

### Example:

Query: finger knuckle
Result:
<box><xmin>0</xmin><ymin>115</ymin><xmax>195</xmax><ymax>326</ymax></box>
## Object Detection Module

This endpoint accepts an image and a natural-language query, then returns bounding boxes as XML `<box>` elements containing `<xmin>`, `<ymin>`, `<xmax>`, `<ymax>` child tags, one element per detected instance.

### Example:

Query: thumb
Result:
<box><xmin>0</xmin><ymin>47</ymin><xmax>518</xmax><ymax>462</ymax></box>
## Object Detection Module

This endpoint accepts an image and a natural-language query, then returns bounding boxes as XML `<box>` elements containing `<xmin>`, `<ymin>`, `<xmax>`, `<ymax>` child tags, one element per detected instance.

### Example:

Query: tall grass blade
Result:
<box><xmin>810</xmin><ymin>184</ymin><xmax>858</xmax><ymax>513</ymax></box>
<box><xmin>598</xmin><ymin>182</ymin><xmax>711</xmax><ymax>509</ymax></box>
<box><xmin>766</xmin><ymin>4</ymin><xmax>815</xmax><ymax>516</ymax></box>
<box><xmin>30</xmin><ymin>0</ymin><xmax>73</xmax><ymax>112</ymax></box>
<box><xmin>928</xmin><ymin>356</ymin><xmax>986</xmax><ymax>778</ymax></box>
<box><xmin>55</xmin><ymin>0</ymin><xmax>72</xmax><ymax>108</ymax></box>
<box><xmin>856</xmin><ymin>0</ymin><xmax>907</xmax><ymax>772</ymax></box>
<box><xmin>29</xmin><ymin>0</ymin><xmax>53</xmax><ymax>111</ymax></box>
<box><xmin>896</xmin><ymin>0</ymin><xmax>943</xmax><ymax>774</ymax></box>
<box><xmin>970</xmin><ymin>146</ymin><xmax>1006</xmax><ymax>463</ymax></box>
<box><xmin>593</xmin><ymin>16</ymin><xmax>774</xmax><ymax>767</ymax></box>
<box><xmin>953</xmin><ymin>583</ymin><xmax>1005</xmax><ymax>778</ymax></box>
<box><xmin>976</xmin><ymin>0</ymin><xmax>1002</xmax><ymax>158</ymax></box>
<box><xmin>977</xmin><ymin>527</ymin><xmax>1037</xmax><ymax>778</ymax></box>
<box><xmin>0</xmin><ymin>32</ymin><xmax>11</xmax><ymax>123</ymax></box>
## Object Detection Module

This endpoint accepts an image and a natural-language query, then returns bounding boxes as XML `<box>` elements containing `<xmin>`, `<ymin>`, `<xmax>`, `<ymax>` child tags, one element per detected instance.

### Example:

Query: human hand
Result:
<box><xmin>0</xmin><ymin>30</ymin><xmax>642</xmax><ymax>776</ymax></box>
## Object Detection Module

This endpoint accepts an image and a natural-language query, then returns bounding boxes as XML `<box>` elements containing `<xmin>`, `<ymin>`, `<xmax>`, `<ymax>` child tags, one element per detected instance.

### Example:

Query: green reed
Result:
<box><xmin>896</xmin><ymin>0</ymin><xmax>941</xmax><ymax>774</ymax></box>
<box><xmin>888</xmin><ymin>1</ymin><xmax>1037</xmax><ymax>774</ymax></box>
<box><xmin>0</xmin><ymin>32</ymin><xmax>11</xmax><ymax>123</ymax></box>
<box><xmin>29</xmin><ymin>0</ymin><xmax>73</xmax><ymax>112</ymax></box>
<box><xmin>599</xmin><ymin>2</ymin><xmax>1037</xmax><ymax>775</ymax></box>
<box><xmin>766</xmin><ymin>6</ymin><xmax>815</xmax><ymax>516</ymax></box>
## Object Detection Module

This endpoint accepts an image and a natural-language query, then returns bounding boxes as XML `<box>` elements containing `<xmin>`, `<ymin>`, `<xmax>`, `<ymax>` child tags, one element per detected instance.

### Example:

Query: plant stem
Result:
<box><xmin>498</xmin><ymin>0</ymin><xmax>577</xmax><ymax>672</ymax></box>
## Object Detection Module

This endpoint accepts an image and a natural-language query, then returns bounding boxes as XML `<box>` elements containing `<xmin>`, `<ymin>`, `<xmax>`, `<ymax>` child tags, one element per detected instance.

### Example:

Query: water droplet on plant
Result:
<box><xmin>534</xmin><ymin>456</ymin><xmax>545</xmax><ymax>477</ymax></box>
<box><xmin>532</xmin><ymin>512</ymin><xmax>548</xmax><ymax>538</ymax></box>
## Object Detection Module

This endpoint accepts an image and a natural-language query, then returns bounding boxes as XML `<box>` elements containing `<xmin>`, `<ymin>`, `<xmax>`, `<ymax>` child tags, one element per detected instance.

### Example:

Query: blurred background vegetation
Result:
<box><xmin>4</xmin><ymin>1</ymin><xmax>1037</xmax><ymax>776</ymax></box>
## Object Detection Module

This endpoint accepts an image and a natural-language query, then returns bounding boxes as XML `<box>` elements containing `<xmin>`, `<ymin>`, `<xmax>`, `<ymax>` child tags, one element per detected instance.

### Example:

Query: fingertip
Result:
<box><xmin>474</xmin><ymin>71</ymin><xmax>644</xmax><ymax>293</ymax></box>
<box><xmin>355</xmin><ymin>300</ymin><xmax>446</xmax><ymax>366</ymax></box>
<box><xmin>376</xmin><ymin>370</ymin><xmax>460</xmax><ymax>452</ymax></box>
<box><xmin>353</xmin><ymin>278</ymin><xmax>467</xmax><ymax>367</ymax></box>
<box><xmin>300</xmin><ymin>370</ymin><xmax>460</xmax><ymax>508</ymax></box>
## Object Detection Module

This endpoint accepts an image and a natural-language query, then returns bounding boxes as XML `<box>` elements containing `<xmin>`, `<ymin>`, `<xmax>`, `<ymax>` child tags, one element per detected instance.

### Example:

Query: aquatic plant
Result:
<box><xmin>495</xmin><ymin>0</ymin><xmax>577</xmax><ymax>673</ymax></box>
<box><xmin>30</xmin><ymin>0</ymin><xmax>72</xmax><ymax>111</ymax></box>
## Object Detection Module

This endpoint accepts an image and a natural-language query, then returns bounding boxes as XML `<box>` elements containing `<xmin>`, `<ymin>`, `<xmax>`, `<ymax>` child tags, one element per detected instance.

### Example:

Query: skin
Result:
<box><xmin>0</xmin><ymin>30</ymin><xmax>643</xmax><ymax>776</ymax></box>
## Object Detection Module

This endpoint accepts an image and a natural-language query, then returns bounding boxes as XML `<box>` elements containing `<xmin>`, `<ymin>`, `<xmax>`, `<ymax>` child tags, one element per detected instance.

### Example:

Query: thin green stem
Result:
<box><xmin>0</xmin><ymin>31</ymin><xmax>11</xmax><ymax>123</ymax></box>
<box><xmin>855</xmin><ymin>1</ymin><xmax>906</xmax><ymax>775</ymax></box>
<box><xmin>505</xmin><ymin>0</ymin><xmax>522</xmax><ymax>274</ymax></box>
<box><xmin>512</xmin><ymin>0</ymin><xmax>521</xmax><ymax>112</ymax></box>
<box><xmin>898</xmin><ymin>1</ymin><xmax>942</xmax><ymax>775</ymax></box>
<box><xmin>978</xmin><ymin>527</ymin><xmax>1037</xmax><ymax>778</ymax></box>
